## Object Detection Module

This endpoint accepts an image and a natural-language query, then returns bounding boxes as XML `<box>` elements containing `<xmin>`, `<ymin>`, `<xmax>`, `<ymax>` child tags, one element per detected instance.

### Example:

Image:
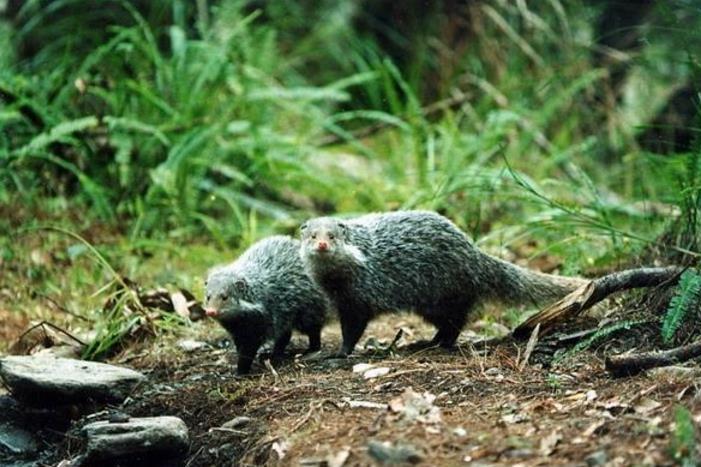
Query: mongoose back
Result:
<box><xmin>299</xmin><ymin>211</ymin><xmax>586</xmax><ymax>356</ymax></box>
<box><xmin>205</xmin><ymin>235</ymin><xmax>330</xmax><ymax>374</ymax></box>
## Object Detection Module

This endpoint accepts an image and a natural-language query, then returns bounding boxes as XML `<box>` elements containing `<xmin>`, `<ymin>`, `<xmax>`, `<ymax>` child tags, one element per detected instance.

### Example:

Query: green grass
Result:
<box><xmin>670</xmin><ymin>405</ymin><xmax>698</xmax><ymax>467</ymax></box>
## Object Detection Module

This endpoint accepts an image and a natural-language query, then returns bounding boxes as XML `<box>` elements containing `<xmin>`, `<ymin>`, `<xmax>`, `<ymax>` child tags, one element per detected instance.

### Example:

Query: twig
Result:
<box><xmin>518</xmin><ymin>323</ymin><xmax>540</xmax><ymax>371</ymax></box>
<box><xmin>13</xmin><ymin>320</ymin><xmax>87</xmax><ymax>348</ymax></box>
<box><xmin>606</xmin><ymin>340</ymin><xmax>701</xmax><ymax>377</ymax></box>
<box><xmin>33</xmin><ymin>291</ymin><xmax>93</xmax><ymax>323</ymax></box>
<box><xmin>387</xmin><ymin>328</ymin><xmax>404</xmax><ymax>352</ymax></box>
<box><xmin>207</xmin><ymin>427</ymin><xmax>248</xmax><ymax>436</ymax></box>
<box><xmin>513</xmin><ymin>266</ymin><xmax>684</xmax><ymax>339</ymax></box>
<box><xmin>290</xmin><ymin>401</ymin><xmax>317</xmax><ymax>433</ymax></box>
<box><xmin>185</xmin><ymin>446</ymin><xmax>205</xmax><ymax>467</ymax></box>
<box><xmin>264</xmin><ymin>359</ymin><xmax>282</xmax><ymax>385</ymax></box>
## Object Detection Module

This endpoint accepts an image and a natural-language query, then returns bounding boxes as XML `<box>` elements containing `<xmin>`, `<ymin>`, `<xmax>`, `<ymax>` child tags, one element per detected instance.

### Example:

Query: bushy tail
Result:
<box><xmin>481</xmin><ymin>254</ymin><xmax>588</xmax><ymax>306</ymax></box>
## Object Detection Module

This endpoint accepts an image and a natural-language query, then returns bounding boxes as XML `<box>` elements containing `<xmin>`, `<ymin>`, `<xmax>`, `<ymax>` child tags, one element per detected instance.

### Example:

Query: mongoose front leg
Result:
<box><xmin>234</xmin><ymin>334</ymin><xmax>264</xmax><ymax>375</ymax></box>
<box><xmin>305</xmin><ymin>326</ymin><xmax>322</xmax><ymax>353</ymax></box>
<box><xmin>236</xmin><ymin>350</ymin><xmax>256</xmax><ymax>375</ymax></box>
<box><xmin>335</xmin><ymin>309</ymin><xmax>370</xmax><ymax>357</ymax></box>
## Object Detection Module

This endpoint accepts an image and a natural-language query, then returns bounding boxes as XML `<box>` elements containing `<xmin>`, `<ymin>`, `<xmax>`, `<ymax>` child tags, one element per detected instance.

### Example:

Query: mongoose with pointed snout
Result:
<box><xmin>299</xmin><ymin>211</ymin><xmax>586</xmax><ymax>357</ymax></box>
<box><xmin>205</xmin><ymin>236</ymin><xmax>330</xmax><ymax>374</ymax></box>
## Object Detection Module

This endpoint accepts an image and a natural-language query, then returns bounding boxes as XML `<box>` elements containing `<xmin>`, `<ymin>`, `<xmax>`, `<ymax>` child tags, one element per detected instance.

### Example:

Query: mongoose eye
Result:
<box><xmin>220</xmin><ymin>293</ymin><xmax>228</xmax><ymax>301</ymax></box>
<box><xmin>328</xmin><ymin>233</ymin><xmax>335</xmax><ymax>240</ymax></box>
<box><xmin>206</xmin><ymin>294</ymin><xmax>211</xmax><ymax>302</ymax></box>
<box><xmin>311</xmin><ymin>233</ymin><xmax>317</xmax><ymax>240</ymax></box>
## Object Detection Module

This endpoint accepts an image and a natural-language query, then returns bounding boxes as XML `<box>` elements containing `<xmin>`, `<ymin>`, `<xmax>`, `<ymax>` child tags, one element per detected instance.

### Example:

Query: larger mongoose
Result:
<box><xmin>299</xmin><ymin>210</ymin><xmax>586</xmax><ymax>357</ymax></box>
<box><xmin>204</xmin><ymin>236</ymin><xmax>330</xmax><ymax>374</ymax></box>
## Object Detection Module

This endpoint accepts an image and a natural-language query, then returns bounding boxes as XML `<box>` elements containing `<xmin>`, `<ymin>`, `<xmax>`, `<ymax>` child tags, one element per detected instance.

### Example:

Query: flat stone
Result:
<box><xmin>82</xmin><ymin>416</ymin><xmax>189</xmax><ymax>463</ymax></box>
<box><xmin>0</xmin><ymin>422</ymin><xmax>38</xmax><ymax>455</ymax></box>
<box><xmin>367</xmin><ymin>440</ymin><xmax>423</xmax><ymax>464</ymax></box>
<box><xmin>0</xmin><ymin>356</ymin><xmax>146</xmax><ymax>404</ymax></box>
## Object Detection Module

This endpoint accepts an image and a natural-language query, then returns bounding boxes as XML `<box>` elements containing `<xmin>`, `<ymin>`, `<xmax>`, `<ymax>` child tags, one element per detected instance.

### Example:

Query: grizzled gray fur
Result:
<box><xmin>299</xmin><ymin>211</ymin><xmax>585</xmax><ymax>356</ymax></box>
<box><xmin>205</xmin><ymin>236</ymin><xmax>330</xmax><ymax>374</ymax></box>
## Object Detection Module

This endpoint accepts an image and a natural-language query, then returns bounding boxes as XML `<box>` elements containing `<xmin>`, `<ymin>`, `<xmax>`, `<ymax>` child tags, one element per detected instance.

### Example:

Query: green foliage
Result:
<box><xmin>670</xmin><ymin>405</ymin><xmax>698</xmax><ymax>467</ymax></box>
<box><xmin>1</xmin><ymin>0</ymin><xmax>700</xmax><ymax>257</ymax></box>
<box><xmin>661</xmin><ymin>269</ymin><xmax>701</xmax><ymax>344</ymax></box>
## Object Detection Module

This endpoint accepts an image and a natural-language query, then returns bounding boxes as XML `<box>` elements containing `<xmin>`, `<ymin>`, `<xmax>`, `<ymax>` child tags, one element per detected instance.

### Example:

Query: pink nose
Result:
<box><xmin>317</xmin><ymin>241</ymin><xmax>329</xmax><ymax>251</ymax></box>
<box><xmin>205</xmin><ymin>308</ymin><xmax>219</xmax><ymax>317</ymax></box>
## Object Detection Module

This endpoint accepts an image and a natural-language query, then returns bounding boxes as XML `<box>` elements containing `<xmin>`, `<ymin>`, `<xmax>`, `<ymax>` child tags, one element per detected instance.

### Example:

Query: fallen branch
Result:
<box><xmin>605</xmin><ymin>339</ymin><xmax>701</xmax><ymax>377</ymax></box>
<box><xmin>513</xmin><ymin>266</ymin><xmax>683</xmax><ymax>339</ymax></box>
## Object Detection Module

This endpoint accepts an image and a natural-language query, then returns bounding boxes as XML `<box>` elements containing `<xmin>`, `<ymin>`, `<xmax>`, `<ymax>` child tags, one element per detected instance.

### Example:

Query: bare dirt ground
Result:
<box><xmin>81</xmin><ymin>314</ymin><xmax>700</xmax><ymax>466</ymax></box>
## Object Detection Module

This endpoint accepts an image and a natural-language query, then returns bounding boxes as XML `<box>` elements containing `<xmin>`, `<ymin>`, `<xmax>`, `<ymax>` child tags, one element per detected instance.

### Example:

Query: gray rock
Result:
<box><xmin>82</xmin><ymin>416</ymin><xmax>189</xmax><ymax>463</ymax></box>
<box><xmin>0</xmin><ymin>422</ymin><xmax>38</xmax><ymax>455</ymax></box>
<box><xmin>586</xmin><ymin>450</ymin><xmax>608</xmax><ymax>466</ymax></box>
<box><xmin>367</xmin><ymin>440</ymin><xmax>423</xmax><ymax>464</ymax></box>
<box><xmin>0</xmin><ymin>356</ymin><xmax>146</xmax><ymax>404</ymax></box>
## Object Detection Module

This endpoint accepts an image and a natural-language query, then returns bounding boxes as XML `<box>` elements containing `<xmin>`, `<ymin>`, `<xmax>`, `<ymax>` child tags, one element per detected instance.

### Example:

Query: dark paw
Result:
<box><xmin>403</xmin><ymin>339</ymin><xmax>440</xmax><ymax>352</ymax></box>
<box><xmin>439</xmin><ymin>341</ymin><xmax>458</xmax><ymax>351</ymax></box>
<box><xmin>324</xmin><ymin>350</ymin><xmax>349</xmax><ymax>360</ymax></box>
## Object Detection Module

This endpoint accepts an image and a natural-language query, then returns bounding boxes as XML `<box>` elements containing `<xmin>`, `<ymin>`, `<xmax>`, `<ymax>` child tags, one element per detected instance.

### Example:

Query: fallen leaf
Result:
<box><xmin>539</xmin><ymin>431</ymin><xmax>561</xmax><ymax>456</ymax></box>
<box><xmin>352</xmin><ymin>363</ymin><xmax>374</xmax><ymax>373</ymax></box>
<box><xmin>582</xmin><ymin>419</ymin><xmax>606</xmax><ymax>437</ymax></box>
<box><xmin>600</xmin><ymin>398</ymin><xmax>630</xmax><ymax>414</ymax></box>
<box><xmin>634</xmin><ymin>398</ymin><xmax>662</xmax><ymax>415</ymax></box>
<box><xmin>177</xmin><ymin>339</ymin><xmax>209</xmax><ymax>352</ymax></box>
<box><xmin>327</xmin><ymin>448</ymin><xmax>350</xmax><ymax>467</ymax></box>
<box><xmin>501</xmin><ymin>413</ymin><xmax>530</xmax><ymax>424</ymax></box>
<box><xmin>271</xmin><ymin>440</ymin><xmax>289</xmax><ymax>460</ymax></box>
<box><xmin>363</xmin><ymin>367</ymin><xmax>390</xmax><ymax>379</ymax></box>
<box><xmin>389</xmin><ymin>388</ymin><xmax>442</xmax><ymax>425</ymax></box>
<box><xmin>170</xmin><ymin>291</ymin><xmax>190</xmax><ymax>318</ymax></box>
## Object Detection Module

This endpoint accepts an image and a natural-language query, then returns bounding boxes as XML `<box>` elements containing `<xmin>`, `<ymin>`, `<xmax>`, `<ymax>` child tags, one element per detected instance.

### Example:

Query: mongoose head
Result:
<box><xmin>299</xmin><ymin>217</ymin><xmax>348</xmax><ymax>255</ymax></box>
<box><xmin>299</xmin><ymin>217</ymin><xmax>366</xmax><ymax>267</ymax></box>
<box><xmin>204</xmin><ymin>269</ymin><xmax>262</xmax><ymax>320</ymax></box>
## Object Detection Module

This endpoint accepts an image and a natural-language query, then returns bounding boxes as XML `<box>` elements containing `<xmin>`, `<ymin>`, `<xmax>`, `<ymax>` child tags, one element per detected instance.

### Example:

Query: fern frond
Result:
<box><xmin>554</xmin><ymin>320</ymin><xmax>646</xmax><ymax>364</ymax></box>
<box><xmin>662</xmin><ymin>269</ymin><xmax>701</xmax><ymax>344</ymax></box>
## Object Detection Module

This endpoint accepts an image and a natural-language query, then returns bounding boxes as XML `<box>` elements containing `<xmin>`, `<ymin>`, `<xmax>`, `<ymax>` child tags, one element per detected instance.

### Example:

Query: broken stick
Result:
<box><xmin>605</xmin><ymin>339</ymin><xmax>701</xmax><ymax>377</ymax></box>
<box><xmin>513</xmin><ymin>266</ymin><xmax>683</xmax><ymax>339</ymax></box>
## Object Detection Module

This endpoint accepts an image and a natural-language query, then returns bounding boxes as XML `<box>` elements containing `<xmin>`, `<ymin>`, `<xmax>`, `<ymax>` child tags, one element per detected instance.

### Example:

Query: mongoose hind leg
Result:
<box><xmin>271</xmin><ymin>330</ymin><xmax>292</xmax><ymax>360</ymax></box>
<box><xmin>427</xmin><ymin>300</ymin><xmax>471</xmax><ymax>349</ymax></box>
<box><xmin>403</xmin><ymin>335</ymin><xmax>441</xmax><ymax>352</ymax></box>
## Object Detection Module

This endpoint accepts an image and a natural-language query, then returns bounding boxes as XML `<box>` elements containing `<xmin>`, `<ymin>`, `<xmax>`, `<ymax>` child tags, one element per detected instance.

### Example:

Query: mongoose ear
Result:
<box><xmin>338</xmin><ymin>222</ymin><xmax>349</xmax><ymax>235</ymax></box>
<box><xmin>299</xmin><ymin>221</ymin><xmax>309</xmax><ymax>234</ymax></box>
<box><xmin>234</xmin><ymin>278</ymin><xmax>247</xmax><ymax>293</ymax></box>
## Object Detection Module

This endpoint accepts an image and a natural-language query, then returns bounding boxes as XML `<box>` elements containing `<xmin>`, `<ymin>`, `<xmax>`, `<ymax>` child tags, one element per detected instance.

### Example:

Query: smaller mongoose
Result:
<box><xmin>204</xmin><ymin>236</ymin><xmax>330</xmax><ymax>374</ymax></box>
<box><xmin>299</xmin><ymin>211</ymin><xmax>586</xmax><ymax>357</ymax></box>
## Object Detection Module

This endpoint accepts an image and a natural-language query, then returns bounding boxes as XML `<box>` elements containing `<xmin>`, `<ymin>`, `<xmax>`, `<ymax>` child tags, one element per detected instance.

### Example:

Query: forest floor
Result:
<box><xmin>71</xmin><ymin>313</ymin><xmax>698</xmax><ymax>466</ymax></box>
